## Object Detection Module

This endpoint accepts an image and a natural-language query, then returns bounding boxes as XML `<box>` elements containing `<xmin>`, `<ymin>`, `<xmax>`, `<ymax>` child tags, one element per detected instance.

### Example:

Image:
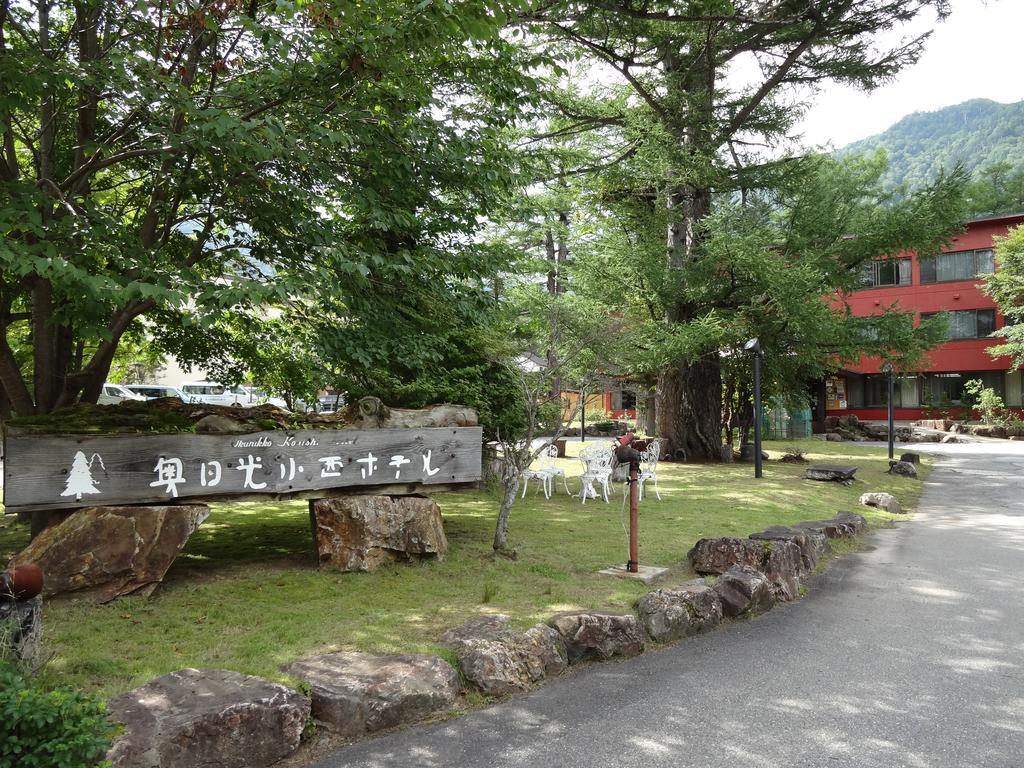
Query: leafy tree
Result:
<box><xmin>568</xmin><ymin>153</ymin><xmax>963</xmax><ymax>454</ymax></box>
<box><xmin>963</xmin><ymin>378</ymin><xmax>1009</xmax><ymax>427</ymax></box>
<box><xmin>0</xmin><ymin>0</ymin><xmax>533</xmax><ymax>415</ymax></box>
<box><xmin>108</xmin><ymin>325</ymin><xmax>167</xmax><ymax>384</ymax></box>
<box><xmin>485</xmin><ymin>284</ymin><xmax>622</xmax><ymax>551</ymax></box>
<box><xmin>983</xmin><ymin>224</ymin><xmax>1024</xmax><ymax>367</ymax></box>
<box><xmin>964</xmin><ymin>162</ymin><xmax>1024</xmax><ymax>218</ymax></box>
<box><xmin>523</xmin><ymin>0</ymin><xmax>953</xmax><ymax>460</ymax></box>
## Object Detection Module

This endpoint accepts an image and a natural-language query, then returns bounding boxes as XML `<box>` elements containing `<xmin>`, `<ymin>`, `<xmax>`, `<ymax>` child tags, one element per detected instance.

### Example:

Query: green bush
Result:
<box><xmin>0</xmin><ymin>664</ymin><xmax>115</xmax><ymax>768</ymax></box>
<box><xmin>963</xmin><ymin>379</ymin><xmax>1009</xmax><ymax>426</ymax></box>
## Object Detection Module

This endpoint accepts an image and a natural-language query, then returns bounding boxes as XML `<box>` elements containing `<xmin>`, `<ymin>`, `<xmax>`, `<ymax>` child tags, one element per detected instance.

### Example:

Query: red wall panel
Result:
<box><xmin>839</xmin><ymin>213</ymin><xmax>1023</xmax><ymax>375</ymax></box>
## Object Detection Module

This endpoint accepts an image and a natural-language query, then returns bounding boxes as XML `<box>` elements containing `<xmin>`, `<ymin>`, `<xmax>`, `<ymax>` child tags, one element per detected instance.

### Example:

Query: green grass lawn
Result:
<box><xmin>0</xmin><ymin>438</ymin><xmax>926</xmax><ymax>697</ymax></box>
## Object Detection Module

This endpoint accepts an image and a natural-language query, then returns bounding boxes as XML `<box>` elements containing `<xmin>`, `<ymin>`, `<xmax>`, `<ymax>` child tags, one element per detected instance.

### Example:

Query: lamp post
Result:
<box><xmin>882</xmin><ymin>362</ymin><xmax>895</xmax><ymax>460</ymax></box>
<box><xmin>744</xmin><ymin>338</ymin><xmax>763</xmax><ymax>479</ymax></box>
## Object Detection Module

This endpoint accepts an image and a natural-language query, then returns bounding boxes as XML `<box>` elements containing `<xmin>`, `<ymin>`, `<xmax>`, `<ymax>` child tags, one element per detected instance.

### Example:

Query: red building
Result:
<box><xmin>822</xmin><ymin>212</ymin><xmax>1024</xmax><ymax>422</ymax></box>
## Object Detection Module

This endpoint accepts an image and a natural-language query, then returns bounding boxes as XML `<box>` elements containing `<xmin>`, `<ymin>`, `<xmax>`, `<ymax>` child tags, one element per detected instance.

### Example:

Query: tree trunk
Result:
<box><xmin>658</xmin><ymin>181</ymin><xmax>723</xmax><ymax>461</ymax></box>
<box><xmin>640</xmin><ymin>388</ymin><xmax>657</xmax><ymax>436</ymax></box>
<box><xmin>657</xmin><ymin>352</ymin><xmax>722</xmax><ymax>462</ymax></box>
<box><xmin>492</xmin><ymin>471</ymin><xmax>519</xmax><ymax>551</ymax></box>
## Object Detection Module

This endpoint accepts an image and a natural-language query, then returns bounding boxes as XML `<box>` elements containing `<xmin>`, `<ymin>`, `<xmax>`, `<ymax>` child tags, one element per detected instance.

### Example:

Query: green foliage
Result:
<box><xmin>107</xmin><ymin>326</ymin><xmax>168</xmax><ymax>385</ymax></box>
<box><xmin>0</xmin><ymin>0</ymin><xmax>538</xmax><ymax>414</ymax></box>
<box><xmin>0</xmin><ymin>663</ymin><xmax>115</xmax><ymax>768</ymax></box>
<box><xmin>571</xmin><ymin>152</ymin><xmax>966</xmax><ymax>408</ymax></box>
<box><xmin>520</xmin><ymin>0</ymin><xmax>954</xmax><ymax>459</ymax></box>
<box><xmin>963</xmin><ymin>379</ymin><xmax>1009</xmax><ymax>426</ymax></box>
<box><xmin>964</xmin><ymin>162</ymin><xmax>1024</xmax><ymax>218</ymax></box>
<box><xmin>983</xmin><ymin>224</ymin><xmax>1024</xmax><ymax>367</ymax></box>
<box><xmin>840</xmin><ymin>99</ymin><xmax>1024</xmax><ymax>215</ymax></box>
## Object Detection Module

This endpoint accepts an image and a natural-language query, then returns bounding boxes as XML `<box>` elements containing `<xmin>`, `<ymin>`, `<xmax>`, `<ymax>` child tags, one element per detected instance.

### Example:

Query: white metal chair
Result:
<box><xmin>521</xmin><ymin>444</ymin><xmax>570</xmax><ymax>499</ymax></box>
<box><xmin>620</xmin><ymin>438</ymin><xmax>663</xmax><ymax>501</ymax></box>
<box><xmin>578</xmin><ymin>442</ymin><xmax>614</xmax><ymax>504</ymax></box>
<box><xmin>637</xmin><ymin>438</ymin><xmax>663</xmax><ymax>501</ymax></box>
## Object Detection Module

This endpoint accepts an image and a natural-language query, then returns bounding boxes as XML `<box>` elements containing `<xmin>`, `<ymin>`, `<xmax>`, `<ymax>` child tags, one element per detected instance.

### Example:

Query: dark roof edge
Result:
<box><xmin>966</xmin><ymin>211</ymin><xmax>1024</xmax><ymax>226</ymax></box>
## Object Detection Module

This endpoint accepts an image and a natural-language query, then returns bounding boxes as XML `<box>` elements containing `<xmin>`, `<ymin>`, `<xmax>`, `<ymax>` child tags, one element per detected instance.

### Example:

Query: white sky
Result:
<box><xmin>797</xmin><ymin>0</ymin><xmax>1024</xmax><ymax>149</ymax></box>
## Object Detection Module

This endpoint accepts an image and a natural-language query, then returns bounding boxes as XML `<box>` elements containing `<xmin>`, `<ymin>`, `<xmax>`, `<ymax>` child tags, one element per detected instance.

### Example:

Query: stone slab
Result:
<box><xmin>107</xmin><ymin>668</ymin><xmax>309</xmax><ymax>768</ymax></box>
<box><xmin>10</xmin><ymin>505</ymin><xmax>209</xmax><ymax>601</ymax></box>
<box><xmin>311</xmin><ymin>495</ymin><xmax>447</xmax><ymax>571</ymax></box>
<box><xmin>805</xmin><ymin>464</ymin><xmax>858</xmax><ymax>483</ymax></box>
<box><xmin>283</xmin><ymin>651</ymin><xmax>457</xmax><ymax>736</ymax></box>
<box><xmin>598</xmin><ymin>564</ymin><xmax>669</xmax><ymax>585</ymax></box>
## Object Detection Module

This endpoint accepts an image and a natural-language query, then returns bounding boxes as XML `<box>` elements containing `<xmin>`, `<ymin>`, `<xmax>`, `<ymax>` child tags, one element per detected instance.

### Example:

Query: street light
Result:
<box><xmin>744</xmin><ymin>338</ymin><xmax>763</xmax><ymax>479</ymax></box>
<box><xmin>881</xmin><ymin>361</ymin><xmax>895</xmax><ymax>460</ymax></box>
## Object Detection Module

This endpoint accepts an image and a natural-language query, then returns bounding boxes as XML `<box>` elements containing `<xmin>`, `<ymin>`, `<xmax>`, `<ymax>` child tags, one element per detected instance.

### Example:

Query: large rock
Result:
<box><xmin>689</xmin><ymin>535</ymin><xmax>803</xmax><ymax>602</ymax></box>
<box><xmin>749</xmin><ymin>526</ymin><xmax>827</xmax><ymax>574</ymax></box>
<box><xmin>900</xmin><ymin>452</ymin><xmax>921</xmax><ymax>464</ymax></box>
<box><xmin>888</xmin><ymin>460</ymin><xmax>918</xmax><ymax>478</ymax></box>
<box><xmin>687</xmin><ymin>537</ymin><xmax>763</xmax><ymax>575</ymax></box>
<box><xmin>797</xmin><ymin>511</ymin><xmax>868</xmax><ymax>539</ymax></box>
<box><xmin>548</xmin><ymin>611</ymin><xmax>645</xmax><ymax>663</ymax></box>
<box><xmin>312</xmin><ymin>495</ymin><xmax>447</xmax><ymax>572</ymax></box>
<box><xmin>835</xmin><ymin>511</ymin><xmax>868</xmax><ymax>533</ymax></box>
<box><xmin>804</xmin><ymin>464</ymin><xmax>858</xmax><ymax>483</ymax></box>
<box><xmin>283</xmin><ymin>651</ymin><xmax>457</xmax><ymax>736</ymax></box>
<box><xmin>107</xmin><ymin>668</ymin><xmax>309</xmax><ymax>768</ymax></box>
<box><xmin>859</xmin><ymin>492</ymin><xmax>902</xmax><ymax>514</ymax></box>
<box><xmin>636</xmin><ymin>583</ymin><xmax>722</xmax><ymax>643</ymax></box>
<box><xmin>9</xmin><ymin>505</ymin><xmax>209</xmax><ymax>602</ymax></box>
<box><xmin>440</xmin><ymin>615</ymin><xmax>567</xmax><ymax>696</ymax></box>
<box><xmin>712</xmin><ymin>565</ymin><xmax>774</xmax><ymax>618</ymax></box>
<box><xmin>760</xmin><ymin>539</ymin><xmax>804</xmax><ymax>601</ymax></box>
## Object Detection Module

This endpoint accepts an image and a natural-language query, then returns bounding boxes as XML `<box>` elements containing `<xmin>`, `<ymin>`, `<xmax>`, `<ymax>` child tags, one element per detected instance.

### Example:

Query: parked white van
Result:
<box><xmin>125</xmin><ymin>384</ymin><xmax>188</xmax><ymax>402</ymax></box>
<box><xmin>179</xmin><ymin>381</ymin><xmax>250</xmax><ymax>407</ymax></box>
<box><xmin>98</xmin><ymin>383</ymin><xmax>147</xmax><ymax>405</ymax></box>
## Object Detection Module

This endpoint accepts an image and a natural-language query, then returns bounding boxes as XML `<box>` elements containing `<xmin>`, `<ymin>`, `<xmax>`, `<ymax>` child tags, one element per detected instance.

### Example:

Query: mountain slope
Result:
<box><xmin>839</xmin><ymin>99</ymin><xmax>1024</xmax><ymax>192</ymax></box>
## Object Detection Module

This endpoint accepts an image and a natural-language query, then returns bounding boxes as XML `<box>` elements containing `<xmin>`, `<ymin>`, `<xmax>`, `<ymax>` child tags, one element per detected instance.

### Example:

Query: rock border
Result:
<box><xmin>104</xmin><ymin>506</ymin><xmax>886</xmax><ymax>767</ymax></box>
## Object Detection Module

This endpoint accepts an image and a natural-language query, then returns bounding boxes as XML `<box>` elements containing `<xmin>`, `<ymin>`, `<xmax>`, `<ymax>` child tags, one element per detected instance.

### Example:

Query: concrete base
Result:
<box><xmin>598</xmin><ymin>564</ymin><xmax>669</xmax><ymax>585</ymax></box>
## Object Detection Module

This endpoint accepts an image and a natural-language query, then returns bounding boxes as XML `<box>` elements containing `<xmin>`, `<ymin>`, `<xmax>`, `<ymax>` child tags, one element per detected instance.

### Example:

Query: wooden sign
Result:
<box><xmin>3</xmin><ymin>427</ymin><xmax>483</xmax><ymax>513</ymax></box>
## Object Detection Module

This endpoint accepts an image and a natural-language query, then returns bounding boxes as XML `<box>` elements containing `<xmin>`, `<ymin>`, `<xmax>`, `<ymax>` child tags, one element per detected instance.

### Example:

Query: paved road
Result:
<box><xmin>313</xmin><ymin>442</ymin><xmax>1024</xmax><ymax>768</ymax></box>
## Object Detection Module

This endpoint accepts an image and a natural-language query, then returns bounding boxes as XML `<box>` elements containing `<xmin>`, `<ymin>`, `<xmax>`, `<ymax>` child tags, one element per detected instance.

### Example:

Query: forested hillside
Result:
<box><xmin>840</xmin><ymin>99</ymin><xmax>1024</xmax><ymax>214</ymax></box>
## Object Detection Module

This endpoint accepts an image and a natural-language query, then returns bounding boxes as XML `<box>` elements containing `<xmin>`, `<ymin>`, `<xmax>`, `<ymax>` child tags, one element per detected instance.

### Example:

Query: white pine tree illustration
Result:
<box><xmin>61</xmin><ymin>450</ymin><xmax>101</xmax><ymax>501</ymax></box>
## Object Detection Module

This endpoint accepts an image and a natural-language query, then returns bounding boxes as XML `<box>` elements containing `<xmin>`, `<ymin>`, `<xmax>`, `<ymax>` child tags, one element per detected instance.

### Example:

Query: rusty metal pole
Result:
<box><xmin>616</xmin><ymin>431</ymin><xmax>642</xmax><ymax>573</ymax></box>
<box><xmin>628</xmin><ymin>458</ymin><xmax>639</xmax><ymax>573</ymax></box>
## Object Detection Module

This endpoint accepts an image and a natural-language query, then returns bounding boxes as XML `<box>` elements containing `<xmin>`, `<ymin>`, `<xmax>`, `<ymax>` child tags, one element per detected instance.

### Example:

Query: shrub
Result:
<box><xmin>0</xmin><ymin>663</ymin><xmax>115</xmax><ymax>768</ymax></box>
<box><xmin>963</xmin><ymin>379</ymin><xmax>1009</xmax><ymax>426</ymax></box>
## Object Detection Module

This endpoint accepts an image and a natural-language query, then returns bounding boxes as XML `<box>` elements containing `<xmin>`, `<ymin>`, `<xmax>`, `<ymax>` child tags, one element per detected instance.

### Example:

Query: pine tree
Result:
<box><xmin>526</xmin><ymin>0</ymin><xmax>953</xmax><ymax>460</ymax></box>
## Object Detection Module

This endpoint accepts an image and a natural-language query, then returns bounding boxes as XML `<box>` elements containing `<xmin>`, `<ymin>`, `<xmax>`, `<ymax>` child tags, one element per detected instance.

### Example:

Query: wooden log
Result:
<box><xmin>353</xmin><ymin>397</ymin><xmax>479</xmax><ymax>429</ymax></box>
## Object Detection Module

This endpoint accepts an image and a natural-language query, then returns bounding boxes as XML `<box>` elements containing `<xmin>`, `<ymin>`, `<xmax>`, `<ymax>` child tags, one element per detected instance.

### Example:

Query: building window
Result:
<box><xmin>921</xmin><ymin>309</ymin><xmax>996</xmax><ymax>340</ymax></box>
<box><xmin>859</xmin><ymin>258</ymin><xmax>911</xmax><ymax>288</ymax></box>
<box><xmin>919</xmin><ymin>249</ymin><xmax>995</xmax><ymax>283</ymax></box>
<box><xmin>863</xmin><ymin>375</ymin><xmax>920</xmax><ymax>408</ymax></box>
<box><xmin>922</xmin><ymin>370</ymin><xmax>1005</xmax><ymax>406</ymax></box>
<box><xmin>620</xmin><ymin>390</ymin><xmax>637</xmax><ymax>411</ymax></box>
